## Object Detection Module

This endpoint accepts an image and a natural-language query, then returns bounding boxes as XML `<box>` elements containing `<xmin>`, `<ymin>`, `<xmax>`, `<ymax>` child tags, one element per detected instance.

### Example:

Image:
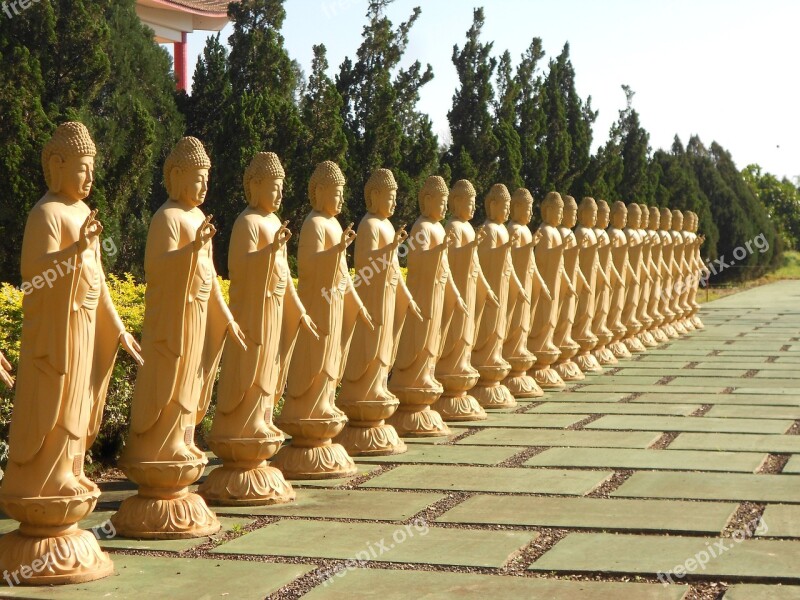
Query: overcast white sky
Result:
<box><xmin>182</xmin><ymin>0</ymin><xmax>800</xmax><ymax>182</ymax></box>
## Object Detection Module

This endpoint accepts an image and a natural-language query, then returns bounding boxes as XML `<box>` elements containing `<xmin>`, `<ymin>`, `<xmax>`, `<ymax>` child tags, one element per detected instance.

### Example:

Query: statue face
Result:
<box><xmin>174</xmin><ymin>167</ymin><xmax>209</xmax><ymax>207</ymax></box>
<box><xmin>489</xmin><ymin>198</ymin><xmax>510</xmax><ymax>224</ymax></box>
<box><xmin>451</xmin><ymin>193</ymin><xmax>475</xmax><ymax>220</ymax></box>
<box><xmin>318</xmin><ymin>183</ymin><xmax>344</xmax><ymax>217</ymax></box>
<box><xmin>611</xmin><ymin>209</ymin><xmax>627</xmax><ymax>229</ymax></box>
<box><xmin>372</xmin><ymin>187</ymin><xmax>397</xmax><ymax>219</ymax></box>
<box><xmin>579</xmin><ymin>205</ymin><xmax>597</xmax><ymax>227</ymax></box>
<box><xmin>425</xmin><ymin>192</ymin><xmax>448</xmax><ymax>221</ymax></box>
<box><xmin>596</xmin><ymin>209</ymin><xmax>609</xmax><ymax>228</ymax></box>
<box><xmin>252</xmin><ymin>177</ymin><xmax>284</xmax><ymax>213</ymax></box>
<box><xmin>544</xmin><ymin>203</ymin><xmax>563</xmax><ymax>226</ymax></box>
<box><xmin>563</xmin><ymin>204</ymin><xmax>577</xmax><ymax>228</ymax></box>
<box><xmin>55</xmin><ymin>154</ymin><xmax>95</xmax><ymax>202</ymax></box>
<box><xmin>511</xmin><ymin>201</ymin><xmax>532</xmax><ymax>225</ymax></box>
<box><xmin>640</xmin><ymin>213</ymin><xmax>649</xmax><ymax>228</ymax></box>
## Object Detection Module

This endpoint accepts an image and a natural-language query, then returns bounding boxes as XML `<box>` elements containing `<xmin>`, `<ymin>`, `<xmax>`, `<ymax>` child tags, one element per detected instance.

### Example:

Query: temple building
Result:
<box><xmin>135</xmin><ymin>0</ymin><xmax>236</xmax><ymax>91</ymax></box>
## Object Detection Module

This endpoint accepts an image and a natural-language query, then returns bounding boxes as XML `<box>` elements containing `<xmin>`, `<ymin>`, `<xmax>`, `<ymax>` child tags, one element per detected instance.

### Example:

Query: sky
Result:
<box><xmin>180</xmin><ymin>0</ymin><xmax>800</xmax><ymax>182</ymax></box>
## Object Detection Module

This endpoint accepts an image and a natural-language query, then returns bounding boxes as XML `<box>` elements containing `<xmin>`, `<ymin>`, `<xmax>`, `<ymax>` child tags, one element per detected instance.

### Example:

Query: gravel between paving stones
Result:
<box><xmin>442</xmin><ymin>427</ymin><xmax>484</xmax><ymax>445</ymax></box>
<box><xmin>496</xmin><ymin>446</ymin><xmax>550</xmax><ymax>468</ymax></box>
<box><xmin>656</xmin><ymin>375</ymin><xmax>678</xmax><ymax>385</ymax></box>
<box><xmin>684</xmin><ymin>582</ymin><xmax>728</xmax><ymax>600</ymax></box>
<box><xmin>721</xmin><ymin>502</ymin><xmax>766</xmax><ymax>538</ymax></box>
<box><xmin>758</xmin><ymin>454</ymin><xmax>790</xmax><ymax>474</ymax></box>
<box><xmin>586</xmin><ymin>470</ymin><xmax>634</xmax><ymax>498</ymax></box>
<box><xmin>619</xmin><ymin>391</ymin><xmax>644</xmax><ymax>403</ymax></box>
<box><xmin>566</xmin><ymin>414</ymin><xmax>604</xmax><ymax>430</ymax></box>
<box><xmin>648</xmin><ymin>432</ymin><xmax>681</xmax><ymax>449</ymax></box>
<box><xmin>691</xmin><ymin>404</ymin><xmax>714</xmax><ymax>416</ymax></box>
<box><xmin>787</xmin><ymin>420</ymin><xmax>800</xmax><ymax>435</ymax></box>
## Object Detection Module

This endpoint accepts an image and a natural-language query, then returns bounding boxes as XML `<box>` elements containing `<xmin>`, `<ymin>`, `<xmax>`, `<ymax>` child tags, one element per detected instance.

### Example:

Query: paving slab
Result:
<box><xmin>528</xmin><ymin>532</ymin><xmax>800</xmax><ymax>581</ymax></box>
<box><xmin>586</xmin><ymin>415</ymin><xmax>793</xmax><ymax>434</ymax></box>
<box><xmin>668</xmin><ymin>376</ymin><xmax>797</xmax><ymax>388</ymax></box>
<box><xmin>705</xmin><ymin>405</ymin><xmax>800</xmax><ymax>420</ymax></box>
<box><xmin>580</xmin><ymin>375</ymin><xmax>665</xmax><ymax>386</ymax></box>
<box><xmin>359</xmin><ymin>464</ymin><xmax>612</xmax><ymax>494</ymax></box>
<box><xmin>524</xmin><ymin>447</ymin><xmax>766</xmax><ymax>473</ymax></box>
<box><xmin>581</xmin><ymin>384</ymin><xmax>729</xmax><ymax>394</ymax></box>
<box><xmin>436</xmin><ymin>495</ymin><xmax>736</xmax><ymax>533</ymax></box>
<box><xmin>631</xmin><ymin>393</ymin><xmax>800</xmax><ymax>406</ymax></box>
<box><xmin>724</xmin><ymin>584</ymin><xmax>800</xmax><ymax>599</ymax></box>
<box><xmin>784</xmin><ymin>455</ymin><xmax>800</xmax><ymax>474</ymax></box>
<box><xmin>301</xmin><ymin>568</ymin><xmax>688</xmax><ymax>599</ymax></box>
<box><xmin>211</xmin><ymin>520</ymin><xmax>535</xmax><ymax>568</ymax></box>
<box><xmin>289</xmin><ymin>464</ymin><xmax>380</xmax><ymax>487</ymax></box>
<box><xmin>732</xmin><ymin>387</ymin><xmax>800</xmax><ymax>395</ymax></box>
<box><xmin>460</xmin><ymin>428</ymin><xmax>663</xmax><ymax>448</ymax></box>
<box><xmin>616</xmin><ymin>368</ymin><xmax>750</xmax><ymax>378</ymax></box>
<box><xmin>401</xmin><ymin>427</ymin><xmax>468</xmax><ymax>444</ymax></box>
<box><xmin>669</xmin><ymin>433</ymin><xmax>800</xmax><ymax>453</ymax></box>
<box><xmin>355</xmin><ymin>444</ymin><xmax>520</xmax><ymax>466</ymax></box>
<box><xmin>758</xmin><ymin>505</ymin><xmax>800</xmax><ymax>538</ymax></box>
<box><xmin>542</xmin><ymin>391</ymin><xmax>632</xmax><ymax>402</ymax></box>
<box><xmin>213</xmin><ymin>488</ymin><xmax>442</xmax><ymax>521</ymax></box>
<box><xmin>0</xmin><ymin>555</ymin><xmax>312</xmax><ymax>599</ymax></box>
<box><xmin>457</xmin><ymin>413</ymin><xmax>588</xmax><ymax>428</ymax></box>
<box><xmin>527</xmin><ymin>402</ymin><xmax>702</xmax><ymax>415</ymax></box>
<box><xmin>754</xmin><ymin>369</ymin><xmax>800</xmax><ymax>378</ymax></box>
<box><xmin>611</xmin><ymin>472</ymin><xmax>800</xmax><ymax>503</ymax></box>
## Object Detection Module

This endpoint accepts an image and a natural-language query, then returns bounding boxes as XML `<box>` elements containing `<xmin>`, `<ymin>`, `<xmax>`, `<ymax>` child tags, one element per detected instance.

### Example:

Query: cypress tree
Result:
<box><xmin>445</xmin><ymin>7</ymin><xmax>500</xmax><ymax>203</ymax></box>
<box><xmin>515</xmin><ymin>38</ymin><xmax>547</xmax><ymax>198</ymax></box>
<box><xmin>494</xmin><ymin>50</ymin><xmax>523</xmax><ymax>192</ymax></box>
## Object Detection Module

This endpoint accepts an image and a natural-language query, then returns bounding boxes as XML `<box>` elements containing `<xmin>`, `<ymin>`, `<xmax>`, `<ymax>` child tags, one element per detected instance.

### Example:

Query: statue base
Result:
<box><xmin>637</xmin><ymin>330</ymin><xmax>659</xmax><ymax>347</ymax></box>
<box><xmin>529</xmin><ymin>366</ymin><xmax>565</xmax><ymax>389</ymax></box>
<box><xmin>673</xmin><ymin>319</ymin><xmax>688</xmax><ymax>335</ymax></box>
<box><xmin>0</xmin><ymin>527</ymin><xmax>113</xmax><ymax>586</ymax></box>
<box><xmin>431</xmin><ymin>393</ymin><xmax>487</xmax><ymax>421</ymax></box>
<box><xmin>198</xmin><ymin>463</ymin><xmax>295</xmax><ymax>506</ymax></box>
<box><xmin>593</xmin><ymin>346</ymin><xmax>618</xmax><ymax>366</ymax></box>
<box><xmin>502</xmin><ymin>356</ymin><xmax>542</xmax><ymax>398</ymax></box>
<box><xmin>114</xmin><ymin>456</ymin><xmax>219</xmax><ymax>539</ymax></box>
<box><xmin>681</xmin><ymin>317</ymin><xmax>696</xmax><ymax>332</ymax></box>
<box><xmin>652</xmin><ymin>327</ymin><xmax>670</xmax><ymax>343</ymax></box>
<box><xmin>554</xmin><ymin>359</ymin><xmax>585</xmax><ymax>381</ymax></box>
<box><xmin>472</xmin><ymin>381</ymin><xmax>516</xmax><ymax>409</ymax></box>
<box><xmin>112</xmin><ymin>490</ymin><xmax>220</xmax><ymax>539</ymax></box>
<box><xmin>574</xmin><ymin>351</ymin><xmax>602</xmax><ymax>373</ymax></box>
<box><xmin>270</xmin><ymin>442</ymin><xmax>357</xmax><ymax>480</ymax></box>
<box><xmin>0</xmin><ymin>489</ymin><xmax>113</xmax><ymax>585</ymax></box>
<box><xmin>691</xmin><ymin>315</ymin><xmax>704</xmax><ymax>329</ymax></box>
<box><xmin>609</xmin><ymin>341</ymin><xmax>632</xmax><ymax>359</ymax></box>
<box><xmin>335</xmin><ymin>422</ymin><xmax>407</xmax><ymax>456</ymax></box>
<box><xmin>623</xmin><ymin>336</ymin><xmax>646</xmax><ymax>353</ymax></box>
<box><xmin>200</xmin><ymin>435</ymin><xmax>294</xmax><ymax>505</ymax></box>
<box><xmin>502</xmin><ymin>372</ymin><xmax>543</xmax><ymax>398</ymax></box>
<box><xmin>387</xmin><ymin>384</ymin><xmax>450</xmax><ymax>437</ymax></box>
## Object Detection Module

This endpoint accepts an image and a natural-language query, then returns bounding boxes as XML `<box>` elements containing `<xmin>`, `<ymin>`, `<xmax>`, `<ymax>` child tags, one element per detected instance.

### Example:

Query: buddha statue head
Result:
<box><xmin>639</xmin><ymin>203</ymin><xmax>649</xmax><ymax>229</ymax></box>
<box><xmin>42</xmin><ymin>122</ymin><xmax>97</xmax><ymax>202</ymax></box>
<box><xmin>510</xmin><ymin>188</ymin><xmax>534</xmax><ymax>226</ymax></box>
<box><xmin>682</xmin><ymin>211</ymin><xmax>691</xmax><ymax>232</ymax></box>
<box><xmin>244</xmin><ymin>152</ymin><xmax>285</xmax><ymax>213</ymax></box>
<box><xmin>596</xmin><ymin>199</ymin><xmax>610</xmax><ymax>229</ymax></box>
<box><xmin>660</xmin><ymin>207</ymin><xmax>672</xmax><ymax>231</ymax></box>
<box><xmin>364</xmin><ymin>168</ymin><xmax>398</xmax><ymax>219</ymax></box>
<box><xmin>671</xmin><ymin>209</ymin><xmax>684</xmax><ymax>232</ymax></box>
<box><xmin>449</xmin><ymin>179</ymin><xmax>476</xmax><ymax>221</ymax></box>
<box><xmin>541</xmin><ymin>191</ymin><xmax>564</xmax><ymax>227</ymax></box>
<box><xmin>309</xmin><ymin>161</ymin><xmax>346</xmax><ymax>217</ymax></box>
<box><xmin>578</xmin><ymin>197</ymin><xmax>598</xmax><ymax>228</ymax></box>
<box><xmin>484</xmin><ymin>183</ymin><xmax>511</xmax><ymax>224</ymax></box>
<box><xmin>562</xmin><ymin>195</ymin><xmax>578</xmax><ymax>228</ymax></box>
<box><xmin>419</xmin><ymin>175</ymin><xmax>449</xmax><ymax>221</ymax></box>
<box><xmin>610</xmin><ymin>201</ymin><xmax>627</xmax><ymax>229</ymax></box>
<box><xmin>626</xmin><ymin>203</ymin><xmax>642</xmax><ymax>228</ymax></box>
<box><xmin>691</xmin><ymin>212</ymin><xmax>699</xmax><ymax>233</ymax></box>
<box><xmin>164</xmin><ymin>137</ymin><xmax>211</xmax><ymax>208</ymax></box>
<box><xmin>649</xmin><ymin>206</ymin><xmax>661</xmax><ymax>230</ymax></box>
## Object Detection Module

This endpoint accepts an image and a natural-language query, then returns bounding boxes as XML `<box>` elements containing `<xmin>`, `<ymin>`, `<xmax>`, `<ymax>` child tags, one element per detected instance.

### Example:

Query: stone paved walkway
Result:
<box><xmin>3</xmin><ymin>280</ymin><xmax>800</xmax><ymax>599</ymax></box>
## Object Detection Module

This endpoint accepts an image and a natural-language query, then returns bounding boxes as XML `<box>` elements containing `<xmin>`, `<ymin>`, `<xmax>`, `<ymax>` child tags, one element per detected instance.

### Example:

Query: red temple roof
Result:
<box><xmin>144</xmin><ymin>0</ymin><xmax>235</xmax><ymax>17</ymax></box>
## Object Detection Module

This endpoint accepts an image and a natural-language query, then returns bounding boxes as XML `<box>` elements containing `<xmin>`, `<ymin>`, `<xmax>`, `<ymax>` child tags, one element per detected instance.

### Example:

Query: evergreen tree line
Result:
<box><xmin>0</xmin><ymin>0</ymin><xmax>794</xmax><ymax>285</ymax></box>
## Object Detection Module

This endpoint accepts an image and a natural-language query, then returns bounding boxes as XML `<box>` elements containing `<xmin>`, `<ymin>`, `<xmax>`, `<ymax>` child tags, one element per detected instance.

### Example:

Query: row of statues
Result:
<box><xmin>0</xmin><ymin>123</ymin><xmax>706</xmax><ymax>585</ymax></box>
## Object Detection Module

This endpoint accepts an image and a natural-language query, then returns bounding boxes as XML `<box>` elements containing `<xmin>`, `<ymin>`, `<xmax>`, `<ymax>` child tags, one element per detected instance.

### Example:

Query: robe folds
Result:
<box><xmin>8</xmin><ymin>195</ymin><xmax>123</xmax><ymax>467</ymax></box>
<box><xmin>215</xmin><ymin>209</ymin><xmax>304</xmax><ymax>420</ymax></box>
<box><xmin>129</xmin><ymin>200</ymin><xmax>231</xmax><ymax>438</ymax></box>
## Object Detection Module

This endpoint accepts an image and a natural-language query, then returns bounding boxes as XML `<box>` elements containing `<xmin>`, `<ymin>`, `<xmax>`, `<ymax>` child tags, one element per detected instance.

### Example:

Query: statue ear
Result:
<box><xmin>170</xmin><ymin>166</ymin><xmax>183</xmax><ymax>197</ymax></box>
<box><xmin>48</xmin><ymin>154</ymin><xmax>64</xmax><ymax>193</ymax></box>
